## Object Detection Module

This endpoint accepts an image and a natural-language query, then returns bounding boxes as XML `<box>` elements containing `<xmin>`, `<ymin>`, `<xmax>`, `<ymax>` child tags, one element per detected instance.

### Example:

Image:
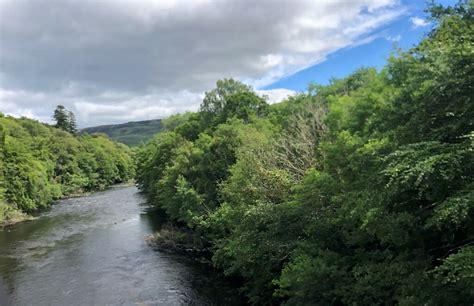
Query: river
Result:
<box><xmin>0</xmin><ymin>186</ymin><xmax>243</xmax><ymax>305</ymax></box>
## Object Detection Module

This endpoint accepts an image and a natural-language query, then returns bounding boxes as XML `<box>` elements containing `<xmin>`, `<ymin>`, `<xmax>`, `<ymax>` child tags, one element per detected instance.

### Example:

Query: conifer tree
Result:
<box><xmin>53</xmin><ymin>105</ymin><xmax>69</xmax><ymax>131</ymax></box>
<box><xmin>53</xmin><ymin>105</ymin><xmax>77</xmax><ymax>134</ymax></box>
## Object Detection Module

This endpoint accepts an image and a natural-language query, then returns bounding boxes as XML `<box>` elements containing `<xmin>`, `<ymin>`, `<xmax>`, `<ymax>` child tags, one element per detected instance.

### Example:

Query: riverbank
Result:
<box><xmin>145</xmin><ymin>225</ymin><xmax>212</xmax><ymax>262</ymax></box>
<box><xmin>1</xmin><ymin>115</ymin><xmax>136</xmax><ymax>231</ymax></box>
<box><xmin>0</xmin><ymin>206</ymin><xmax>34</xmax><ymax>228</ymax></box>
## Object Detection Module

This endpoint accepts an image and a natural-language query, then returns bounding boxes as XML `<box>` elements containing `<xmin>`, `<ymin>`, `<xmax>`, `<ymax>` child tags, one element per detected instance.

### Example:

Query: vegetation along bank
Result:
<box><xmin>0</xmin><ymin>106</ymin><xmax>135</xmax><ymax>225</ymax></box>
<box><xmin>136</xmin><ymin>3</ymin><xmax>473</xmax><ymax>305</ymax></box>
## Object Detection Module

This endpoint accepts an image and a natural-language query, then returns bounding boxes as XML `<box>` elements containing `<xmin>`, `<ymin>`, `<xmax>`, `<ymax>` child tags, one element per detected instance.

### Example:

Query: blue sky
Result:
<box><xmin>265</xmin><ymin>0</ymin><xmax>458</xmax><ymax>92</ymax></box>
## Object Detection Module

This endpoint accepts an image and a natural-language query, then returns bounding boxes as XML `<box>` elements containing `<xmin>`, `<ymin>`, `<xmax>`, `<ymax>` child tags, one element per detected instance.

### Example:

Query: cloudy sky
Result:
<box><xmin>0</xmin><ymin>0</ymin><xmax>448</xmax><ymax>127</ymax></box>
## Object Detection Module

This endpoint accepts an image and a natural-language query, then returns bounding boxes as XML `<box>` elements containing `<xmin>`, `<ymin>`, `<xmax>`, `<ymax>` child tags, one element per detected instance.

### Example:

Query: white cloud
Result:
<box><xmin>0</xmin><ymin>0</ymin><xmax>405</xmax><ymax>127</ymax></box>
<box><xmin>410</xmin><ymin>16</ymin><xmax>430</xmax><ymax>28</ymax></box>
<box><xmin>257</xmin><ymin>88</ymin><xmax>297</xmax><ymax>104</ymax></box>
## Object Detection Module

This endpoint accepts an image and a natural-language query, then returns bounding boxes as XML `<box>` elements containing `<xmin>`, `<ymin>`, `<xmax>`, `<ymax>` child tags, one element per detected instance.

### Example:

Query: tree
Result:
<box><xmin>67</xmin><ymin>111</ymin><xmax>77</xmax><ymax>134</ymax></box>
<box><xmin>135</xmin><ymin>2</ymin><xmax>474</xmax><ymax>303</ymax></box>
<box><xmin>200</xmin><ymin>79</ymin><xmax>253</xmax><ymax>127</ymax></box>
<box><xmin>53</xmin><ymin>105</ymin><xmax>69</xmax><ymax>131</ymax></box>
<box><xmin>53</xmin><ymin>105</ymin><xmax>77</xmax><ymax>134</ymax></box>
<box><xmin>0</xmin><ymin>115</ymin><xmax>134</xmax><ymax>224</ymax></box>
<box><xmin>221</xmin><ymin>92</ymin><xmax>268</xmax><ymax>124</ymax></box>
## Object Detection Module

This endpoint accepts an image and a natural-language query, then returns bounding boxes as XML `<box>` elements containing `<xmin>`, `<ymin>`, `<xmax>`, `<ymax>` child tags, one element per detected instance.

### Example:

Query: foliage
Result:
<box><xmin>0</xmin><ymin>115</ymin><xmax>134</xmax><ymax>224</ymax></box>
<box><xmin>136</xmin><ymin>2</ymin><xmax>473</xmax><ymax>304</ymax></box>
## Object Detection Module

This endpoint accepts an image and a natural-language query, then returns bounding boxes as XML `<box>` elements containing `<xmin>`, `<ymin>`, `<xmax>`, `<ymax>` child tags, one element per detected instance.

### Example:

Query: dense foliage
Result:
<box><xmin>0</xmin><ymin>115</ymin><xmax>134</xmax><ymax>224</ymax></box>
<box><xmin>137</xmin><ymin>2</ymin><xmax>473</xmax><ymax>304</ymax></box>
<box><xmin>81</xmin><ymin>119</ymin><xmax>163</xmax><ymax>146</ymax></box>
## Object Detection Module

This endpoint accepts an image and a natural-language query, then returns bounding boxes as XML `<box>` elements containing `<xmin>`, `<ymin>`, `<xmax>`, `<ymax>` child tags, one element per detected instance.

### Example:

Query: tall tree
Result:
<box><xmin>199</xmin><ymin>79</ymin><xmax>253</xmax><ymax>127</ymax></box>
<box><xmin>67</xmin><ymin>111</ymin><xmax>77</xmax><ymax>134</ymax></box>
<box><xmin>53</xmin><ymin>105</ymin><xmax>69</xmax><ymax>132</ymax></box>
<box><xmin>53</xmin><ymin>105</ymin><xmax>77</xmax><ymax>134</ymax></box>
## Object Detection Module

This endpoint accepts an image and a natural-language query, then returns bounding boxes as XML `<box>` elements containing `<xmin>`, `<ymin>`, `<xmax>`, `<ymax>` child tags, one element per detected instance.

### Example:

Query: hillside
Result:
<box><xmin>81</xmin><ymin>119</ymin><xmax>162</xmax><ymax>146</ymax></box>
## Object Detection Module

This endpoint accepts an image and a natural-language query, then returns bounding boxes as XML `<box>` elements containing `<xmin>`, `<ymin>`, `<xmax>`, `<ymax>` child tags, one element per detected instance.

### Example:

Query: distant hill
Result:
<box><xmin>81</xmin><ymin>119</ymin><xmax>162</xmax><ymax>146</ymax></box>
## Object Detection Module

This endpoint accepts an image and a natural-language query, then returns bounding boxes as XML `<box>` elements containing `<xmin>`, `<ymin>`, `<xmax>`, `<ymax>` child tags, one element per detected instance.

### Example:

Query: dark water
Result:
<box><xmin>0</xmin><ymin>186</ymin><xmax>243</xmax><ymax>305</ymax></box>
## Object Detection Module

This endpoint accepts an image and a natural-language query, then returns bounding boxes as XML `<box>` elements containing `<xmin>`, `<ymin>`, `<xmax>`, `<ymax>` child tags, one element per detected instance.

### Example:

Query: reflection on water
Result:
<box><xmin>0</xmin><ymin>186</ymin><xmax>243</xmax><ymax>305</ymax></box>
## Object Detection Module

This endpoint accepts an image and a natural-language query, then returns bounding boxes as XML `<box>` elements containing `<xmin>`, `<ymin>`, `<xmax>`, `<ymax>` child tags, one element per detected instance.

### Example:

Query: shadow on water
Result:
<box><xmin>139</xmin><ymin>202</ymin><xmax>246</xmax><ymax>305</ymax></box>
<box><xmin>0</xmin><ymin>186</ymin><xmax>245</xmax><ymax>306</ymax></box>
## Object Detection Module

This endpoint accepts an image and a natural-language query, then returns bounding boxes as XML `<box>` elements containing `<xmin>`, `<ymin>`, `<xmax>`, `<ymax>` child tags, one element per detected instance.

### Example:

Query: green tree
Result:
<box><xmin>0</xmin><ymin>114</ymin><xmax>134</xmax><ymax>224</ymax></box>
<box><xmin>53</xmin><ymin>105</ymin><xmax>78</xmax><ymax>134</ymax></box>
<box><xmin>135</xmin><ymin>2</ymin><xmax>474</xmax><ymax>304</ymax></box>
<box><xmin>67</xmin><ymin>111</ymin><xmax>78</xmax><ymax>134</ymax></box>
<box><xmin>53</xmin><ymin>105</ymin><xmax>69</xmax><ymax>131</ymax></box>
<box><xmin>200</xmin><ymin>78</ymin><xmax>253</xmax><ymax>127</ymax></box>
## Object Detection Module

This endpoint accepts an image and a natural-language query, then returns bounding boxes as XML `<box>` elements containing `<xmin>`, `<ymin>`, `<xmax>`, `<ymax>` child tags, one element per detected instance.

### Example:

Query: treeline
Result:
<box><xmin>136</xmin><ymin>3</ymin><xmax>473</xmax><ymax>305</ymax></box>
<box><xmin>0</xmin><ymin>114</ymin><xmax>134</xmax><ymax>224</ymax></box>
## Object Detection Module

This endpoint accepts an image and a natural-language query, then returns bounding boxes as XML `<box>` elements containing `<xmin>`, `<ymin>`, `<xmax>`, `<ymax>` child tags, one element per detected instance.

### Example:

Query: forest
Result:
<box><xmin>0</xmin><ymin>108</ymin><xmax>135</xmax><ymax>225</ymax></box>
<box><xmin>136</xmin><ymin>3</ymin><xmax>473</xmax><ymax>305</ymax></box>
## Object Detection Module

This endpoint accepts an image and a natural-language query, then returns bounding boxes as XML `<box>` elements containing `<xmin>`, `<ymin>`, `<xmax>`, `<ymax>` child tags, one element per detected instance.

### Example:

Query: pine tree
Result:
<box><xmin>67</xmin><ymin>111</ymin><xmax>77</xmax><ymax>134</ymax></box>
<box><xmin>53</xmin><ymin>105</ymin><xmax>69</xmax><ymax>131</ymax></box>
<box><xmin>53</xmin><ymin>105</ymin><xmax>77</xmax><ymax>134</ymax></box>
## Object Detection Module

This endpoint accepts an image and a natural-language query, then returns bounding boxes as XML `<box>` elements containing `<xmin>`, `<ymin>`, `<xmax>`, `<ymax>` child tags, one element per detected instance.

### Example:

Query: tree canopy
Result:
<box><xmin>136</xmin><ymin>2</ymin><xmax>473</xmax><ymax>304</ymax></box>
<box><xmin>0</xmin><ymin>115</ymin><xmax>134</xmax><ymax>224</ymax></box>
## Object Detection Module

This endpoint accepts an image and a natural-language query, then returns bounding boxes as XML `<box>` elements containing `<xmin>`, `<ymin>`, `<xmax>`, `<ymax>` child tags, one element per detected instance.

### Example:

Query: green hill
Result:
<box><xmin>81</xmin><ymin>119</ymin><xmax>162</xmax><ymax>146</ymax></box>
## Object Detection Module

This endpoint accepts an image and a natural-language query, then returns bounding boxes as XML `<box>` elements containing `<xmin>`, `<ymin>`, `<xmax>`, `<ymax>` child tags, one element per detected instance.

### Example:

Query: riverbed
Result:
<box><xmin>0</xmin><ymin>186</ymin><xmax>243</xmax><ymax>305</ymax></box>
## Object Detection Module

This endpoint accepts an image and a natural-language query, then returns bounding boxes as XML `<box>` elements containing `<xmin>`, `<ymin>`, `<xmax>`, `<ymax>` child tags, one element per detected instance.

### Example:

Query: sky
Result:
<box><xmin>0</xmin><ymin>0</ymin><xmax>457</xmax><ymax>128</ymax></box>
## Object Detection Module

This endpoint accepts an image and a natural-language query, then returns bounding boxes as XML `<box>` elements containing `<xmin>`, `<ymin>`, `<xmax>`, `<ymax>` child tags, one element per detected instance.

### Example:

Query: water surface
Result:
<box><xmin>0</xmin><ymin>186</ymin><xmax>242</xmax><ymax>305</ymax></box>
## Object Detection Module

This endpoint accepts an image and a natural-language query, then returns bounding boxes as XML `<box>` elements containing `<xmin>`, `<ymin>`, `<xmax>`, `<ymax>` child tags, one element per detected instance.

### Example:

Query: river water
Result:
<box><xmin>0</xmin><ymin>186</ymin><xmax>243</xmax><ymax>305</ymax></box>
